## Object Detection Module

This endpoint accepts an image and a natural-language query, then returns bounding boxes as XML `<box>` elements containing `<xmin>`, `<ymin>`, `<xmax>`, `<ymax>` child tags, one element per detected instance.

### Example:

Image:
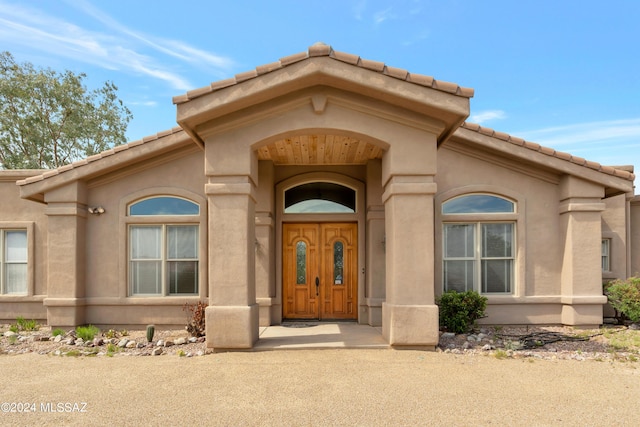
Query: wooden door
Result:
<box><xmin>283</xmin><ymin>223</ymin><xmax>358</xmax><ymax>320</ymax></box>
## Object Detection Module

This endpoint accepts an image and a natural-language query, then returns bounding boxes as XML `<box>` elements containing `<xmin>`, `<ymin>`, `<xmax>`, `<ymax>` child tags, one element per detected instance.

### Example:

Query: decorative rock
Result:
<box><xmin>188</xmin><ymin>337</ymin><xmax>198</xmax><ymax>343</ymax></box>
<box><xmin>197</xmin><ymin>337</ymin><xmax>206</xmax><ymax>343</ymax></box>
<box><xmin>482</xmin><ymin>344</ymin><xmax>492</xmax><ymax>351</ymax></box>
<box><xmin>196</xmin><ymin>351</ymin><xmax>204</xmax><ymax>356</ymax></box>
<box><xmin>75</xmin><ymin>338</ymin><xmax>84</xmax><ymax>346</ymax></box>
<box><xmin>164</xmin><ymin>340</ymin><xmax>174</xmax><ymax>347</ymax></box>
<box><xmin>462</xmin><ymin>341</ymin><xmax>472</xmax><ymax>349</ymax></box>
<box><xmin>65</xmin><ymin>338</ymin><xmax>75</xmax><ymax>345</ymax></box>
<box><xmin>19</xmin><ymin>336</ymin><xmax>28</xmax><ymax>343</ymax></box>
<box><xmin>467</xmin><ymin>335</ymin><xmax>477</xmax><ymax>342</ymax></box>
<box><xmin>125</xmin><ymin>340</ymin><xmax>137</xmax><ymax>348</ymax></box>
<box><xmin>174</xmin><ymin>337</ymin><xmax>187</xmax><ymax>345</ymax></box>
<box><xmin>4</xmin><ymin>331</ymin><xmax>16</xmax><ymax>337</ymax></box>
<box><xmin>117</xmin><ymin>338</ymin><xmax>129</xmax><ymax>348</ymax></box>
<box><xmin>151</xmin><ymin>347</ymin><xmax>163</xmax><ymax>356</ymax></box>
<box><xmin>137</xmin><ymin>342</ymin><xmax>146</xmax><ymax>348</ymax></box>
<box><xmin>441</xmin><ymin>332</ymin><xmax>455</xmax><ymax>339</ymax></box>
<box><xmin>477</xmin><ymin>333</ymin><xmax>487</xmax><ymax>341</ymax></box>
<box><xmin>629</xmin><ymin>323</ymin><xmax>640</xmax><ymax>330</ymax></box>
<box><xmin>156</xmin><ymin>340</ymin><xmax>165</xmax><ymax>347</ymax></box>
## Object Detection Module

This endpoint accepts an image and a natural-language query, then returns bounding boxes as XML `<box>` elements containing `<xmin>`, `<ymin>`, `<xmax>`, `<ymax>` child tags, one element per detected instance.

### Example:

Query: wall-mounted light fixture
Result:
<box><xmin>88</xmin><ymin>206</ymin><xmax>105</xmax><ymax>215</ymax></box>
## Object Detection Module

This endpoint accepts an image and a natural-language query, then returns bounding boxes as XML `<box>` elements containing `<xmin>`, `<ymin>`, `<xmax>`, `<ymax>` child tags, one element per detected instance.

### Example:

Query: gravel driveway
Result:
<box><xmin>1</xmin><ymin>349</ymin><xmax>639</xmax><ymax>426</ymax></box>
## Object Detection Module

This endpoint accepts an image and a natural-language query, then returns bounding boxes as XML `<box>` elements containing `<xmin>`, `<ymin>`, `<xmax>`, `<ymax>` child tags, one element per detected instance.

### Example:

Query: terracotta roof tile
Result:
<box><xmin>17</xmin><ymin>127</ymin><xmax>188</xmax><ymax>187</ymax></box>
<box><xmin>384</xmin><ymin>66</ymin><xmax>409</xmax><ymax>80</ymax></box>
<box><xmin>459</xmin><ymin>122</ymin><xmax>635</xmax><ymax>182</ymax></box>
<box><xmin>359</xmin><ymin>58</ymin><xmax>385</xmax><ymax>72</ymax></box>
<box><xmin>332</xmin><ymin>50</ymin><xmax>360</xmax><ymax>65</ymax></box>
<box><xmin>173</xmin><ymin>43</ymin><xmax>474</xmax><ymax>105</ymax></box>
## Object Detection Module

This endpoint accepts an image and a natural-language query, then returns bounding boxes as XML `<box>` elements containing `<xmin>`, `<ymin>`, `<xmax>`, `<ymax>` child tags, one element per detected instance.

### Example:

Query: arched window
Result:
<box><xmin>442</xmin><ymin>194</ymin><xmax>515</xmax><ymax>294</ymax></box>
<box><xmin>284</xmin><ymin>182</ymin><xmax>356</xmax><ymax>213</ymax></box>
<box><xmin>128</xmin><ymin>196</ymin><xmax>199</xmax><ymax>296</ymax></box>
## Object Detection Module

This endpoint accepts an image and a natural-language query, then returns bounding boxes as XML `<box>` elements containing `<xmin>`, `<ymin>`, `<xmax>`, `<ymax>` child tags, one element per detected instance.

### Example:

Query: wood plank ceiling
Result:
<box><xmin>256</xmin><ymin>134</ymin><xmax>384</xmax><ymax>165</ymax></box>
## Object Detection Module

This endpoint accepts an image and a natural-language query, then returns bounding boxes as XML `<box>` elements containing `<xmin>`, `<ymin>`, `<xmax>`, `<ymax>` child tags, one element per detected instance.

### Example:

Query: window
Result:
<box><xmin>442</xmin><ymin>195</ymin><xmax>515</xmax><ymax>294</ymax></box>
<box><xmin>0</xmin><ymin>230</ymin><xmax>27</xmax><ymax>295</ymax></box>
<box><xmin>601</xmin><ymin>239</ymin><xmax>611</xmax><ymax>272</ymax></box>
<box><xmin>285</xmin><ymin>183</ymin><xmax>356</xmax><ymax>213</ymax></box>
<box><xmin>128</xmin><ymin>197</ymin><xmax>199</xmax><ymax>296</ymax></box>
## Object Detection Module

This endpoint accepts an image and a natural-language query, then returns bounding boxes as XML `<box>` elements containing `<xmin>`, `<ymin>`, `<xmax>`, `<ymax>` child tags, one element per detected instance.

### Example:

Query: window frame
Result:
<box><xmin>601</xmin><ymin>238</ymin><xmax>611</xmax><ymax>273</ymax></box>
<box><xmin>122</xmin><ymin>193</ymin><xmax>205</xmax><ymax>298</ymax></box>
<box><xmin>437</xmin><ymin>191</ymin><xmax>522</xmax><ymax>297</ymax></box>
<box><xmin>0</xmin><ymin>223</ymin><xmax>34</xmax><ymax>297</ymax></box>
<box><xmin>443</xmin><ymin>221</ymin><xmax>516</xmax><ymax>294</ymax></box>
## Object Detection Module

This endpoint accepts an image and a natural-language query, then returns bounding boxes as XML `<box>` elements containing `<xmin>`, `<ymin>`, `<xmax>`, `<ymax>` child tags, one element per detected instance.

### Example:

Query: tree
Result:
<box><xmin>0</xmin><ymin>52</ymin><xmax>132</xmax><ymax>169</ymax></box>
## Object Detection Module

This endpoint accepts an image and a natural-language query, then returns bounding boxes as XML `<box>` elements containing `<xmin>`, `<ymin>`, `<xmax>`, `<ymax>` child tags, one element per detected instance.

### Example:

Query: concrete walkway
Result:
<box><xmin>255</xmin><ymin>322</ymin><xmax>388</xmax><ymax>350</ymax></box>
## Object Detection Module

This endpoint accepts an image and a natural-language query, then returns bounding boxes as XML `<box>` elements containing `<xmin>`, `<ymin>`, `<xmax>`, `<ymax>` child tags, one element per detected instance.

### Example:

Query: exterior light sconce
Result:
<box><xmin>88</xmin><ymin>206</ymin><xmax>105</xmax><ymax>215</ymax></box>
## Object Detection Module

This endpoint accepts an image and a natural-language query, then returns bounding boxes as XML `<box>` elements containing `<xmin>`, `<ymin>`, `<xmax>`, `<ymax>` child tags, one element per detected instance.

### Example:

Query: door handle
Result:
<box><xmin>315</xmin><ymin>277</ymin><xmax>319</xmax><ymax>296</ymax></box>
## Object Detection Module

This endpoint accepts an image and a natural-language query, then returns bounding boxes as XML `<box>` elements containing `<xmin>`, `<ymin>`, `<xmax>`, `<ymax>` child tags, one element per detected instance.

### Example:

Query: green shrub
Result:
<box><xmin>146</xmin><ymin>324</ymin><xmax>155</xmax><ymax>343</ymax></box>
<box><xmin>51</xmin><ymin>328</ymin><xmax>65</xmax><ymax>337</ymax></box>
<box><xmin>605</xmin><ymin>277</ymin><xmax>640</xmax><ymax>323</ymax></box>
<box><xmin>76</xmin><ymin>325</ymin><xmax>100</xmax><ymax>341</ymax></box>
<box><xmin>15</xmin><ymin>316</ymin><xmax>39</xmax><ymax>331</ymax></box>
<box><xmin>436</xmin><ymin>290</ymin><xmax>487</xmax><ymax>334</ymax></box>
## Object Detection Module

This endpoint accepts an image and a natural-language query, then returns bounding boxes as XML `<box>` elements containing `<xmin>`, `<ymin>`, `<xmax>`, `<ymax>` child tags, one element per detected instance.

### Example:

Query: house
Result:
<box><xmin>1</xmin><ymin>43</ymin><xmax>638</xmax><ymax>350</ymax></box>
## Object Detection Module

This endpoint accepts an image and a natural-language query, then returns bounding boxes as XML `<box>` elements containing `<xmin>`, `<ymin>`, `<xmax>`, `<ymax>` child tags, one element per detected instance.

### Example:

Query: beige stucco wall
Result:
<box><xmin>435</xmin><ymin>140</ymin><xmax>614</xmax><ymax>325</ymax></box>
<box><xmin>78</xmin><ymin>147</ymin><xmax>207</xmax><ymax>327</ymax></box>
<box><xmin>0</xmin><ymin>171</ymin><xmax>48</xmax><ymax>322</ymax></box>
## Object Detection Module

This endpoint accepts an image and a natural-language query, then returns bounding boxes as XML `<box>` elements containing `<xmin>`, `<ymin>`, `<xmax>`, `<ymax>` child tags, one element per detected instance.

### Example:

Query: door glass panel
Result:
<box><xmin>296</xmin><ymin>241</ymin><xmax>306</xmax><ymax>284</ymax></box>
<box><xmin>334</xmin><ymin>241</ymin><xmax>343</xmax><ymax>285</ymax></box>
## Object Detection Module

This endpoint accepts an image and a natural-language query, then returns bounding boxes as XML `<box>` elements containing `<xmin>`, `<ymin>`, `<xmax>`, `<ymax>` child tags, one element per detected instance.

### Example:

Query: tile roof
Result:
<box><xmin>16</xmin><ymin>127</ymin><xmax>186</xmax><ymax>186</ymax></box>
<box><xmin>459</xmin><ymin>122</ymin><xmax>635</xmax><ymax>181</ymax></box>
<box><xmin>172</xmin><ymin>42</ymin><xmax>475</xmax><ymax>105</ymax></box>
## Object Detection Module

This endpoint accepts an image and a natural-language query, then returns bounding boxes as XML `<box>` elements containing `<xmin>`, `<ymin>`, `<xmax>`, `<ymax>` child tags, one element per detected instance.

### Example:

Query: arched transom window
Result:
<box><xmin>284</xmin><ymin>182</ymin><xmax>355</xmax><ymax>213</ymax></box>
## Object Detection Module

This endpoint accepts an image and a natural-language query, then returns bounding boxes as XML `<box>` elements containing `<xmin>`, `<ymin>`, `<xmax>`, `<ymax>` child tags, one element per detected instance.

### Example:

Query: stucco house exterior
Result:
<box><xmin>1</xmin><ymin>43</ymin><xmax>638</xmax><ymax>351</ymax></box>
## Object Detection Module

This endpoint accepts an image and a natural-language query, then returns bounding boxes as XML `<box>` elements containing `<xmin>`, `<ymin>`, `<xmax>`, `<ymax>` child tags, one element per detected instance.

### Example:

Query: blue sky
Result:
<box><xmin>1</xmin><ymin>0</ymin><xmax>639</xmax><ymax>174</ymax></box>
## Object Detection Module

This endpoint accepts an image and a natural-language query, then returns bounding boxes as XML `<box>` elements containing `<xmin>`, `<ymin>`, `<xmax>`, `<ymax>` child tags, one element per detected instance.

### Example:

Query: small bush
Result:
<box><xmin>15</xmin><ymin>316</ymin><xmax>39</xmax><ymax>331</ymax></box>
<box><xmin>51</xmin><ymin>328</ymin><xmax>65</xmax><ymax>337</ymax></box>
<box><xmin>436</xmin><ymin>290</ymin><xmax>487</xmax><ymax>334</ymax></box>
<box><xmin>76</xmin><ymin>325</ymin><xmax>100</xmax><ymax>341</ymax></box>
<box><xmin>183</xmin><ymin>301</ymin><xmax>207</xmax><ymax>337</ymax></box>
<box><xmin>605</xmin><ymin>277</ymin><xmax>640</xmax><ymax>323</ymax></box>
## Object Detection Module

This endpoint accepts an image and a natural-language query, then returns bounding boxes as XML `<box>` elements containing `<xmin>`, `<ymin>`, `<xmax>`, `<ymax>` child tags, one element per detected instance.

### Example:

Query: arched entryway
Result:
<box><xmin>275</xmin><ymin>174</ymin><xmax>365</xmax><ymax>322</ymax></box>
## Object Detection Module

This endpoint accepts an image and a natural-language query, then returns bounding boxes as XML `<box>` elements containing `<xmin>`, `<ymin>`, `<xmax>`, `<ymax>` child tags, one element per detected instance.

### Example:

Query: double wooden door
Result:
<box><xmin>283</xmin><ymin>223</ymin><xmax>357</xmax><ymax>320</ymax></box>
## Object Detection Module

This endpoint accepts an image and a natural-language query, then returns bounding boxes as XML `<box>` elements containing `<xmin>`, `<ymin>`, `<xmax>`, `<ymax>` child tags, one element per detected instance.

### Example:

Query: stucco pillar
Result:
<box><xmin>43</xmin><ymin>182</ymin><xmax>87</xmax><ymax>327</ymax></box>
<box><xmin>204</xmin><ymin>137</ymin><xmax>259</xmax><ymax>350</ymax></box>
<box><xmin>559</xmin><ymin>175</ymin><xmax>607</xmax><ymax>325</ymax></box>
<box><xmin>255</xmin><ymin>161</ymin><xmax>276</xmax><ymax>325</ymax></box>
<box><xmin>380</xmin><ymin>131</ymin><xmax>439</xmax><ymax>348</ymax></box>
<box><xmin>365</xmin><ymin>160</ymin><xmax>385</xmax><ymax>326</ymax></box>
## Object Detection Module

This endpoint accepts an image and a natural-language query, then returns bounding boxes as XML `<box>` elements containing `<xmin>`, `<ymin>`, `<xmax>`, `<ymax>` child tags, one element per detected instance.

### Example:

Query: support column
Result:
<box><xmin>43</xmin><ymin>182</ymin><xmax>87</xmax><ymax>327</ymax></box>
<box><xmin>381</xmin><ymin>176</ymin><xmax>439</xmax><ymax>347</ymax></box>
<box><xmin>559</xmin><ymin>175</ymin><xmax>607</xmax><ymax>325</ymax></box>
<box><xmin>365</xmin><ymin>160</ymin><xmax>385</xmax><ymax>326</ymax></box>
<box><xmin>255</xmin><ymin>161</ymin><xmax>276</xmax><ymax>326</ymax></box>
<box><xmin>204</xmin><ymin>138</ymin><xmax>259</xmax><ymax>350</ymax></box>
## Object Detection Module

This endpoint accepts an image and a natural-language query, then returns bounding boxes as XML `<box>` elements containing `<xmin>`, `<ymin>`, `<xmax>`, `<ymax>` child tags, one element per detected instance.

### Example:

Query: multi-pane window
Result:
<box><xmin>442</xmin><ymin>195</ymin><xmax>515</xmax><ymax>294</ymax></box>
<box><xmin>0</xmin><ymin>230</ymin><xmax>28</xmax><ymax>295</ymax></box>
<box><xmin>128</xmin><ymin>197</ymin><xmax>199</xmax><ymax>296</ymax></box>
<box><xmin>601</xmin><ymin>239</ymin><xmax>611</xmax><ymax>272</ymax></box>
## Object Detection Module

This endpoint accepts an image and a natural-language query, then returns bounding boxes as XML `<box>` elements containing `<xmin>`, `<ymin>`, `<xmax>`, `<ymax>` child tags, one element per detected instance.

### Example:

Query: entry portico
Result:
<box><xmin>175</xmin><ymin>42</ymin><xmax>471</xmax><ymax>349</ymax></box>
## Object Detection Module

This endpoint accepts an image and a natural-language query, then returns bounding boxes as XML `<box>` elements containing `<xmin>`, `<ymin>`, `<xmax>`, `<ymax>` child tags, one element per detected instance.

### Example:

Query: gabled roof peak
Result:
<box><xmin>172</xmin><ymin>44</ymin><xmax>475</xmax><ymax>105</ymax></box>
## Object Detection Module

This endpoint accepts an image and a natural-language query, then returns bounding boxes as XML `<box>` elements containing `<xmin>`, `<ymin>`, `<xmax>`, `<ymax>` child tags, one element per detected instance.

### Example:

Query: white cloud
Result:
<box><xmin>0</xmin><ymin>0</ymin><xmax>234</xmax><ymax>91</ymax></box>
<box><xmin>469</xmin><ymin>110</ymin><xmax>507</xmax><ymax>124</ymax></box>
<box><xmin>373</xmin><ymin>7</ymin><xmax>394</xmax><ymax>24</ymax></box>
<box><xmin>515</xmin><ymin>118</ymin><xmax>640</xmax><ymax>148</ymax></box>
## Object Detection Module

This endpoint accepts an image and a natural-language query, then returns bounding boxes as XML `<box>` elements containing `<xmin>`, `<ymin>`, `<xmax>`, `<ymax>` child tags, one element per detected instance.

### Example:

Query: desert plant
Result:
<box><xmin>15</xmin><ymin>316</ymin><xmax>39</xmax><ymax>331</ymax></box>
<box><xmin>51</xmin><ymin>328</ymin><xmax>65</xmax><ymax>337</ymax></box>
<box><xmin>76</xmin><ymin>325</ymin><xmax>100</xmax><ymax>341</ymax></box>
<box><xmin>146</xmin><ymin>324</ymin><xmax>156</xmax><ymax>343</ymax></box>
<box><xmin>183</xmin><ymin>301</ymin><xmax>207</xmax><ymax>337</ymax></box>
<box><xmin>104</xmin><ymin>329</ymin><xmax>119</xmax><ymax>339</ymax></box>
<box><xmin>9</xmin><ymin>324</ymin><xmax>18</xmax><ymax>333</ymax></box>
<box><xmin>605</xmin><ymin>277</ymin><xmax>640</xmax><ymax>323</ymax></box>
<box><xmin>436</xmin><ymin>290</ymin><xmax>487</xmax><ymax>334</ymax></box>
